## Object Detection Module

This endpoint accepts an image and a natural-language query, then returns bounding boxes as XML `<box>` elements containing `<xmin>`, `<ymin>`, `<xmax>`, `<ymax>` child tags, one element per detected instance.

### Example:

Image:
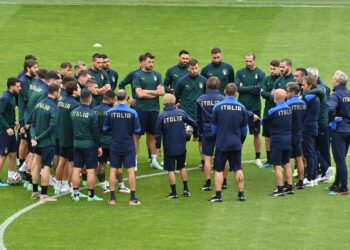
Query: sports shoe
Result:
<box><xmin>237</xmin><ymin>192</ymin><xmax>246</xmax><ymax>201</ymax></box>
<box><xmin>222</xmin><ymin>183</ymin><xmax>227</xmax><ymax>190</ymax></box>
<box><xmin>101</xmin><ymin>188</ymin><xmax>110</xmax><ymax>194</ymax></box>
<box><xmin>284</xmin><ymin>188</ymin><xmax>295</xmax><ymax>195</ymax></box>
<box><xmin>303</xmin><ymin>178</ymin><xmax>314</xmax><ymax>187</ymax></box>
<box><xmin>201</xmin><ymin>184</ymin><xmax>212</xmax><ymax>191</ymax></box>
<box><xmin>313</xmin><ymin>179</ymin><xmax>318</xmax><ymax>186</ymax></box>
<box><xmin>31</xmin><ymin>192</ymin><xmax>40</xmax><ymax>199</ymax></box>
<box><xmin>183</xmin><ymin>190</ymin><xmax>190</xmax><ymax>197</ymax></box>
<box><xmin>71</xmin><ymin>194</ymin><xmax>80</xmax><ymax>201</ymax></box>
<box><xmin>40</xmin><ymin>196</ymin><xmax>57</xmax><ymax>202</ymax></box>
<box><xmin>0</xmin><ymin>180</ymin><xmax>8</xmax><ymax>187</ymax></box>
<box><xmin>255</xmin><ymin>159</ymin><xmax>263</xmax><ymax>168</ymax></box>
<box><xmin>118</xmin><ymin>187</ymin><xmax>131</xmax><ymax>193</ymax></box>
<box><xmin>328</xmin><ymin>185</ymin><xmax>340</xmax><ymax>192</ymax></box>
<box><xmin>272</xmin><ymin>190</ymin><xmax>284</xmax><ymax>197</ymax></box>
<box><xmin>316</xmin><ymin>174</ymin><xmax>328</xmax><ymax>183</ymax></box>
<box><xmin>160</xmin><ymin>161</ymin><xmax>164</xmax><ymax>166</ymax></box>
<box><xmin>26</xmin><ymin>183</ymin><xmax>33</xmax><ymax>191</ymax></box>
<box><xmin>208</xmin><ymin>195</ymin><xmax>223</xmax><ymax>202</ymax></box>
<box><xmin>108</xmin><ymin>199</ymin><xmax>116</xmax><ymax>205</ymax></box>
<box><xmin>337</xmin><ymin>187</ymin><xmax>349</xmax><ymax>196</ymax></box>
<box><xmin>49</xmin><ymin>175</ymin><xmax>56</xmax><ymax>186</ymax></box>
<box><xmin>292</xmin><ymin>168</ymin><xmax>298</xmax><ymax>177</ymax></box>
<box><xmin>167</xmin><ymin>193</ymin><xmax>178</xmax><ymax>199</ymax></box>
<box><xmin>54</xmin><ymin>189</ymin><xmax>63</xmax><ymax>195</ymax></box>
<box><xmin>23</xmin><ymin>181</ymin><xmax>29</xmax><ymax>189</ymax></box>
<box><xmin>150</xmin><ymin>161</ymin><xmax>163</xmax><ymax>170</ymax></box>
<box><xmin>88</xmin><ymin>195</ymin><xmax>103</xmax><ymax>202</ymax></box>
<box><xmin>295</xmin><ymin>182</ymin><xmax>304</xmax><ymax>190</ymax></box>
<box><xmin>129</xmin><ymin>199</ymin><xmax>141</xmax><ymax>206</ymax></box>
<box><xmin>61</xmin><ymin>185</ymin><xmax>71</xmax><ymax>193</ymax></box>
<box><xmin>79</xmin><ymin>192</ymin><xmax>88</xmax><ymax>198</ymax></box>
<box><xmin>326</xmin><ymin>167</ymin><xmax>335</xmax><ymax>183</ymax></box>
<box><xmin>260</xmin><ymin>162</ymin><xmax>272</xmax><ymax>169</ymax></box>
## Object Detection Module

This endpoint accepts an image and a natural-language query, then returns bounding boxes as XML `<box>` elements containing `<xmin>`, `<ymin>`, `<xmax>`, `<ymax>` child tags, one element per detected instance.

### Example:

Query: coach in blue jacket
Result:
<box><xmin>328</xmin><ymin>70</ymin><xmax>350</xmax><ymax>195</ymax></box>
<box><xmin>155</xmin><ymin>94</ymin><xmax>197</xmax><ymax>199</ymax></box>
<box><xmin>210</xmin><ymin>83</ymin><xmax>248</xmax><ymax>202</ymax></box>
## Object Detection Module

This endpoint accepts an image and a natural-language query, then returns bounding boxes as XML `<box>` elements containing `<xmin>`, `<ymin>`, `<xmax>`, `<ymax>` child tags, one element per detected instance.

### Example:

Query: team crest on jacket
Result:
<box><xmin>223</xmin><ymin>69</ymin><xmax>227</xmax><ymax>75</ymax></box>
<box><xmin>255</xmin><ymin>73</ymin><xmax>258</xmax><ymax>80</ymax></box>
<box><xmin>199</xmin><ymin>82</ymin><xmax>203</xmax><ymax>89</ymax></box>
<box><xmin>112</xmin><ymin>76</ymin><xmax>115</xmax><ymax>82</ymax></box>
<box><xmin>153</xmin><ymin>75</ymin><xmax>157</xmax><ymax>81</ymax></box>
<box><xmin>101</xmin><ymin>74</ymin><xmax>104</xmax><ymax>80</ymax></box>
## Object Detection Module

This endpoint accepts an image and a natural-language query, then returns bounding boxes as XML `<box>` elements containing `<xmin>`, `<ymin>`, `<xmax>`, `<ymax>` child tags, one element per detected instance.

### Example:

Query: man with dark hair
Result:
<box><xmin>164</xmin><ymin>50</ymin><xmax>190</xmax><ymax>94</ymax></box>
<box><xmin>27</xmin><ymin>69</ymin><xmax>49</xmax><ymax>119</ymax></box>
<box><xmin>70</xmin><ymin>89</ymin><xmax>103</xmax><ymax>202</ymax></box>
<box><xmin>0</xmin><ymin>78</ymin><xmax>21</xmax><ymax>186</ymax></box>
<box><xmin>273</xmin><ymin>58</ymin><xmax>294</xmax><ymax>90</ymax></box>
<box><xmin>119</xmin><ymin>54</ymin><xmax>145</xmax><ymax>107</ymax></box>
<box><xmin>88</xmin><ymin>53</ymin><xmax>111</xmax><ymax>104</ymax></box>
<box><xmin>17</xmin><ymin>55</ymin><xmax>37</xmax><ymax>79</ymax></box>
<box><xmin>235</xmin><ymin>53</ymin><xmax>265</xmax><ymax>167</ymax></box>
<box><xmin>101</xmin><ymin>54</ymin><xmax>118</xmax><ymax>91</ymax></box>
<box><xmin>201</xmin><ymin>47</ymin><xmax>235</xmax><ymax>95</ymax></box>
<box><xmin>85</xmin><ymin>79</ymin><xmax>99</xmax><ymax>108</ymax></box>
<box><xmin>196</xmin><ymin>76</ymin><xmax>225</xmax><ymax>191</ymax></box>
<box><xmin>103</xmin><ymin>89</ymin><xmax>141</xmax><ymax>205</ymax></box>
<box><xmin>294</xmin><ymin>68</ymin><xmax>308</xmax><ymax>88</ymax></box>
<box><xmin>133</xmin><ymin>52</ymin><xmax>165</xmax><ymax>170</ymax></box>
<box><xmin>74</xmin><ymin>61</ymin><xmax>87</xmax><ymax>79</ymax></box>
<box><xmin>60</xmin><ymin>61</ymin><xmax>73</xmax><ymax>78</ymax></box>
<box><xmin>286</xmin><ymin>82</ymin><xmax>306</xmax><ymax>189</ymax></box>
<box><xmin>260</xmin><ymin>60</ymin><xmax>280</xmax><ymax>168</ymax></box>
<box><xmin>263</xmin><ymin>89</ymin><xmax>293</xmax><ymax>197</ymax></box>
<box><xmin>209</xmin><ymin>83</ymin><xmax>248</xmax><ymax>202</ymax></box>
<box><xmin>25</xmin><ymin>83</ymin><xmax>60</xmax><ymax>201</ymax></box>
<box><xmin>155</xmin><ymin>94</ymin><xmax>197</xmax><ymax>199</ymax></box>
<box><xmin>55</xmin><ymin>80</ymin><xmax>81</xmax><ymax>194</ymax></box>
<box><xmin>301</xmin><ymin>76</ymin><xmax>320</xmax><ymax>187</ymax></box>
<box><xmin>77</xmin><ymin>70</ymin><xmax>92</xmax><ymax>89</ymax></box>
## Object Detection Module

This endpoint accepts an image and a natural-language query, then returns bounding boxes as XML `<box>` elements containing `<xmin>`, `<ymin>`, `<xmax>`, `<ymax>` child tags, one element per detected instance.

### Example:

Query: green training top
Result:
<box><xmin>70</xmin><ymin>104</ymin><xmax>100</xmax><ymax>148</ymax></box>
<box><xmin>261</xmin><ymin>75</ymin><xmax>279</xmax><ymax>117</ymax></box>
<box><xmin>303</xmin><ymin>85</ymin><xmax>328</xmax><ymax>126</ymax></box>
<box><xmin>88</xmin><ymin>68</ymin><xmax>110</xmax><ymax>104</ymax></box>
<box><xmin>163</xmin><ymin>64</ymin><xmax>188</xmax><ymax>93</ymax></box>
<box><xmin>175</xmin><ymin>73</ymin><xmax>207</xmax><ymax>119</ymax></box>
<box><xmin>235</xmin><ymin>67</ymin><xmax>265</xmax><ymax>111</ymax></box>
<box><xmin>27</xmin><ymin>97</ymin><xmax>59</xmax><ymax>148</ymax></box>
<box><xmin>132</xmin><ymin>70</ymin><xmax>163</xmax><ymax>112</ymax></box>
<box><xmin>273</xmin><ymin>73</ymin><xmax>295</xmax><ymax>90</ymax></box>
<box><xmin>93</xmin><ymin>103</ymin><xmax>112</xmax><ymax>149</ymax></box>
<box><xmin>0</xmin><ymin>90</ymin><xmax>16</xmax><ymax>134</ymax></box>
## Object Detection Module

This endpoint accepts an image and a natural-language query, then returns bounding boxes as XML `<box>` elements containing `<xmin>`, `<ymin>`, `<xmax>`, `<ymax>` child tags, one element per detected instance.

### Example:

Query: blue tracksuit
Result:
<box><xmin>103</xmin><ymin>103</ymin><xmax>141</xmax><ymax>154</ymax></box>
<box><xmin>212</xmin><ymin>96</ymin><xmax>248</xmax><ymax>151</ymax></box>
<box><xmin>302</xmin><ymin>93</ymin><xmax>320</xmax><ymax>180</ymax></box>
<box><xmin>155</xmin><ymin>105</ymin><xmax>197</xmax><ymax>156</ymax></box>
<box><xmin>196</xmin><ymin>89</ymin><xmax>225</xmax><ymax>137</ymax></box>
<box><xmin>262</xmin><ymin>102</ymin><xmax>292</xmax><ymax>150</ymax></box>
<box><xmin>328</xmin><ymin>85</ymin><xmax>350</xmax><ymax>188</ymax></box>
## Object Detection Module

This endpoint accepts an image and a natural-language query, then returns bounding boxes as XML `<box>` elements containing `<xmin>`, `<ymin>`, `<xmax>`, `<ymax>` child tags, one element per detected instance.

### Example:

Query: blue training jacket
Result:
<box><xmin>212</xmin><ymin>96</ymin><xmax>248</xmax><ymax>151</ymax></box>
<box><xmin>302</xmin><ymin>93</ymin><xmax>320</xmax><ymax>136</ymax></box>
<box><xmin>155</xmin><ymin>105</ymin><xmax>197</xmax><ymax>156</ymax></box>
<box><xmin>287</xmin><ymin>96</ymin><xmax>306</xmax><ymax>138</ymax></box>
<box><xmin>262</xmin><ymin>101</ymin><xmax>292</xmax><ymax>150</ymax></box>
<box><xmin>328</xmin><ymin>85</ymin><xmax>350</xmax><ymax>133</ymax></box>
<box><xmin>196</xmin><ymin>89</ymin><xmax>225</xmax><ymax>137</ymax></box>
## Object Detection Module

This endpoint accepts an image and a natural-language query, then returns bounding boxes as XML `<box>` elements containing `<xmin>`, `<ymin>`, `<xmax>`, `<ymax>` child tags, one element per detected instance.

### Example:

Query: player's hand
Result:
<box><xmin>6</xmin><ymin>128</ymin><xmax>14</xmax><ymax>136</ymax></box>
<box><xmin>253</xmin><ymin>114</ymin><xmax>260</xmax><ymax>122</ymax></box>
<box><xmin>271</xmin><ymin>89</ymin><xmax>275</xmax><ymax>95</ymax></box>
<box><xmin>128</xmin><ymin>97</ymin><xmax>136</xmax><ymax>107</ymax></box>
<box><xmin>15</xmin><ymin>122</ymin><xmax>20</xmax><ymax>130</ymax></box>
<box><xmin>175</xmin><ymin>103</ymin><xmax>180</xmax><ymax>108</ymax></box>
<box><xmin>31</xmin><ymin>140</ymin><xmax>37</xmax><ymax>147</ymax></box>
<box><xmin>20</xmin><ymin>127</ymin><xmax>26</xmax><ymax>134</ymax></box>
<box><xmin>192</xmin><ymin>136</ymin><xmax>199</xmax><ymax>142</ymax></box>
<box><xmin>97</xmin><ymin>147</ymin><xmax>103</xmax><ymax>157</ymax></box>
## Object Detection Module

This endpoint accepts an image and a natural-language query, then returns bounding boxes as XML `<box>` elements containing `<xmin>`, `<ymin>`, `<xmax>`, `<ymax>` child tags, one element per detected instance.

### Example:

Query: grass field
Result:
<box><xmin>1</xmin><ymin>1</ymin><xmax>350</xmax><ymax>249</ymax></box>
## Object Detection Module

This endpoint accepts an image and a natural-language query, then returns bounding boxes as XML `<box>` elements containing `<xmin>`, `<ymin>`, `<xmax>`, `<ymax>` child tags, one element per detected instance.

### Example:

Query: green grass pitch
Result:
<box><xmin>1</xmin><ymin>0</ymin><xmax>350</xmax><ymax>249</ymax></box>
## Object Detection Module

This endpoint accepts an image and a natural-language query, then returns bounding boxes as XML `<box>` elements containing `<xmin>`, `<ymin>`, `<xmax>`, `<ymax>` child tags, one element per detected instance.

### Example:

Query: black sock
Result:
<box><xmin>28</xmin><ymin>174</ymin><xmax>32</xmax><ymax>184</ymax></box>
<box><xmin>298</xmin><ymin>179</ymin><xmax>303</xmax><ymax>185</ymax></box>
<box><xmin>201</xmin><ymin>159</ymin><xmax>205</xmax><ymax>165</ymax></box>
<box><xmin>98</xmin><ymin>172</ymin><xmax>105</xmax><ymax>183</ymax></box>
<box><xmin>223</xmin><ymin>178</ymin><xmax>227</xmax><ymax>185</ymax></box>
<box><xmin>288</xmin><ymin>184</ymin><xmax>293</xmax><ymax>191</ymax></box>
<box><xmin>130</xmin><ymin>191</ymin><xmax>136</xmax><ymax>200</ymax></box>
<box><xmin>73</xmin><ymin>188</ymin><xmax>79</xmax><ymax>197</ymax></box>
<box><xmin>82</xmin><ymin>173</ymin><xmax>87</xmax><ymax>181</ymax></box>
<box><xmin>255</xmin><ymin>152</ymin><xmax>261</xmax><ymax>159</ymax></box>
<box><xmin>238</xmin><ymin>191</ymin><xmax>244</xmax><ymax>197</ymax></box>
<box><xmin>266</xmin><ymin>151</ymin><xmax>270</xmax><ymax>163</ymax></box>
<box><xmin>216</xmin><ymin>191</ymin><xmax>222</xmax><ymax>198</ymax></box>
<box><xmin>88</xmin><ymin>189</ymin><xmax>94</xmax><ymax>198</ymax></box>
<box><xmin>110</xmin><ymin>191</ymin><xmax>116</xmax><ymax>200</ymax></box>
<box><xmin>277</xmin><ymin>186</ymin><xmax>283</xmax><ymax>193</ymax></box>
<box><xmin>284</xmin><ymin>181</ymin><xmax>288</xmax><ymax>188</ymax></box>
<box><xmin>19</xmin><ymin>159</ymin><xmax>24</xmax><ymax>166</ymax></box>
<box><xmin>33</xmin><ymin>184</ymin><xmax>38</xmax><ymax>192</ymax></box>
<box><xmin>170</xmin><ymin>184</ymin><xmax>176</xmax><ymax>194</ymax></box>
<box><xmin>41</xmin><ymin>185</ymin><xmax>48</xmax><ymax>195</ymax></box>
<box><xmin>183</xmin><ymin>181</ymin><xmax>188</xmax><ymax>191</ymax></box>
<box><xmin>148</xmin><ymin>148</ymin><xmax>151</xmax><ymax>159</ymax></box>
<box><xmin>206</xmin><ymin>179</ymin><xmax>211</xmax><ymax>187</ymax></box>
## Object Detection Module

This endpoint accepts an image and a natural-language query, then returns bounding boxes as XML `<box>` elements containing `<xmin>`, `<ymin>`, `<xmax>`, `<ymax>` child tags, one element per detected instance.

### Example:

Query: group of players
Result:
<box><xmin>0</xmin><ymin>48</ymin><xmax>349</xmax><ymax>205</ymax></box>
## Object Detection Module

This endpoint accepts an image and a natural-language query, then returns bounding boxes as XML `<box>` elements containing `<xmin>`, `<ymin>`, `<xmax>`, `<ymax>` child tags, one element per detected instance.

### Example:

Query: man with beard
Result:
<box><xmin>273</xmin><ymin>58</ymin><xmax>295</xmax><ymax>90</ymax></box>
<box><xmin>101</xmin><ymin>54</ymin><xmax>118</xmax><ymax>91</ymax></box>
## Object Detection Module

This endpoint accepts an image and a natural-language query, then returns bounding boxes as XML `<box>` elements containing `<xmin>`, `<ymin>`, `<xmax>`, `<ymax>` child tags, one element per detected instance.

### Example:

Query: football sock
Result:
<box><xmin>33</xmin><ymin>184</ymin><xmax>38</xmax><ymax>192</ymax></box>
<box><xmin>223</xmin><ymin>178</ymin><xmax>227</xmax><ymax>186</ymax></box>
<box><xmin>255</xmin><ymin>152</ymin><xmax>261</xmax><ymax>159</ymax></box>
<box><xmin>266</xmin><ymin>151</ymin><xmax>270</xmax><ymax>163</ymax></box>
<box><xmin>55</xmin><ymin>181</ymin><xmax>62</xmax><ymax>191</ymax></box>
<box><xmin>98</xmin><ymin>173</ymin><xmax>105</xmax><ymax>183</ymax></box>
<box><xmin>277</xmin><ymin>186</ymin><xmax>283</xmax><ymax>193</ymax></box>
<box><xmin>151</xmin><ymin>154</ymin><xmax>157</xmax><ymax>164</ymax></box>
<box><xmin>206</xmin><ymin>179</ymin><xmax>211</xmax><ymax>187</ymax></box>
<box><xmin>238</xmin><ymin>191</ymin><xmax>244</xmax><ymax>197</ymax></box>
<box><xmin>216</xmin><ymin>191</ymin><xmax>221</xmax><ymax>198</ymax></box>
<box><xmin>110</xmin><ymin>191</ymin><xmax>116</xmax><ymax>200</ymax></box>
<box><xmin>170</xmin><ymin>184</ymin><xmax>176</xmax><ymax>194</ymax></box>
<box><xmin>8</xmin><ymin>171</ymin><xmax>14</xmax><ymax>179</ymax></box>
<box><xmin>19</xmin><ymin>159</ymin><xmax>25</xmax><ymax>166</ymax></box>
<box><xmin>183</xmin><ymin>181</ymin><xmax>188</xmax><ymax>191</ymax></box>
<box><xmin>88</xmin><ymin>189</ymin><xmax>94</xmax><ymax>198</ymax></box>
<box><xmin>118</xmin><ymin>182</ymin><xmax>126</xmax><ymax>189</ymax></box>
<box><xmin>100</xmin><ymin>181</ymin><xmax>107</xmax><ymax>190</ymax></box>
<box><xmin>41</xmin><ymin>185</ymin><xmax>48</xmax><ymax>195</ymax></box>
<box><xmin>148</xmin><ymin>148</ymin><xmax>151</xmax><ymax>160</ymax></box>
<box><xmin>130</xmin><ymin>191</ymin><xmax>136</xmax><ymax>200</ymax></box>
<box><xmin>28</xmin><ymin>174</ymin><xmax>32</xmax><ymax>184</ymax></box>
<box><xmin>73</xmin><ymin>188</ymin><xmax>79</xmax><ymax>197</ymax></box>
<box><xmin>201</xmin><ymin>159</ymin><xmax>204</xmax><ymax>166</ymax></box>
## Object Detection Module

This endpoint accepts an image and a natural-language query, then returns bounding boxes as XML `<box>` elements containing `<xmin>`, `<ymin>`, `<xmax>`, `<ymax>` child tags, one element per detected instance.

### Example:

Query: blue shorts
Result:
<box><xmin>136</xmin><ymin>111</ymin><xmax>159</xmax><ymax>135</ymax></box>
<box><xmin>214</xmin><ymin>148</ymin><xmax>242</xmax><ymax>172</ymax></box>
<box><xmin>110</xmin><ymin>149</ymin><xmax>135</xmax><ymax>169</ymax></box>
<box><xmin>59</xmin><ymin>146</ymin><xmax>74</xmax><ymax>161</ymax></box>
<box><xmin>0</xmin><ymin>134</ymin><xmax>17</xmax><ymax>156</ymax></box>
<box><xmin>202</xmin><ymin>136</ymin><xmax>215</xmax><ymax>157</ymax></box>
<box><xmin>163</xmin><ymin>152</ymin><xmax>186</xmax><ymax>172</ymax></box>
<box><xmin>99</xmin><ymin>148</ymin><xmax>110</xmax><ymax>163</ymax></box>
<box><xmin>270</xmin><ymin>147</ymin><xmax>290</xmax><ymax>166</ymax></box>
<box><xmin>262</xmin><ymin>122</ymin><xmax>270</xmax><ymax>137</ymax></box>
<box><xmin>21</xmin><ymin>130</ymin><xmax>33</xmax><ymax>152</ymax></box>
<box><xmin>248</xmin><ymin>110</ymin><xmax>261</xmax><ymax>135</ymax></box>
<box><xmin>55</xmin><ymin>139</ymin><xmax>60</xmax><ymax>155</ymax></box>
<box><xmin>34</xmin><ymin>146</ymin><xmax>55</xmax><ymax>167</ymax></box>
<box><xmin>73</xmin><ymin>146</ymin><xmax>98</xmax><ymax>169</ymax></box>
<box><xmin>290</xmin><ymin>137</ymin><xmax>302</xmax><ymax>158</ymax></box>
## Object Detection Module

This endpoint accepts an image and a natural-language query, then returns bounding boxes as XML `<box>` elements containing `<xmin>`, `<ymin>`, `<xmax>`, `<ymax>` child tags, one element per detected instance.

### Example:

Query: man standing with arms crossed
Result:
<box><xmin>133</xmin><ymin>52</ymin><xmax>164</xmax><ymax>170</ymax></box>
<box><xmin>235</xmin><ymin>53</ymin><xmax>265</xmax><ymax>167</ymax></box>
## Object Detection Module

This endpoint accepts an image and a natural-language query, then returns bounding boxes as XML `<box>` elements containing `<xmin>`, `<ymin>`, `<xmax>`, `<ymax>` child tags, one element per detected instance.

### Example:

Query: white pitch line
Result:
<box><xmin>0</xmin><ymin>158</ymin><xmax>258</xmax><ymax>250</ymax></box>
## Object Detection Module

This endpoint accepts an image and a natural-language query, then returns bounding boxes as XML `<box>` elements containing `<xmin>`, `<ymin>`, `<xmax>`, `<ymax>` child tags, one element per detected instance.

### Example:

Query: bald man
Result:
<box><xmin>262</xmin><ymin>89</ymin><xmax>292</xmax><ymax>197</ymax></box>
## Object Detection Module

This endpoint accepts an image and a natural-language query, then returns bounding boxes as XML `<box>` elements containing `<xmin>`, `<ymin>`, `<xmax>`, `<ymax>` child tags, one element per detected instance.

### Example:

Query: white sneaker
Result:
<box><xmin>303</xmin><ymin>178</ymin><xmax>314</xmax><ymax>187</ymax></box>
<box><xmin>313</xmin><ymin>179</ymin><xmax>318</xmax><ymax>186</ymax></box>
<box><xmin>326</xmin><ymin>167</ymin><xmax>335</xmax><ymax>183</ymax></box>
<box><xmin>255</xmin><ymin>159</ymin><xmax>263</xmax><ymax>167</ymax></box>
<box><xmin>316</xmin><ymin>175</ymin><xmax>328</xmax><ymax>183</ymax></box>
<box><xmin>118</xmin><ymin>187</ymin><xmax>131</xmax><ymax>193</ymax></box>
<box><xmin>49</xmin><ymin>176</ymin><xmax>56</xmax><ymax>186</ymax></box>
<box><xmin>61</xmin><ymin>184</ymin><xmax>71</xmax><ymax>193</ymax></box>
<box><xmin>160</xmin><ymin>161</ymin><xmax>164</xmax><ymax>166</ymax></box>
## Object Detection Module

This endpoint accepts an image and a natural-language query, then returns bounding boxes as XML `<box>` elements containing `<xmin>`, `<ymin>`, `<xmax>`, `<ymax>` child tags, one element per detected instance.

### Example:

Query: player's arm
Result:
<box><xmin>211</xmin><ymin>106</ymin><xmax>218</xmax><ymax>135</ymax></box>
<box><xmin>261</xmin><ymin>78</ymin><xmax>273</xmax><ymax>100</ymax></box>
<box><xmin>34</xmin><ymin>107</ymin><xmax>58</xmax><ymax>142</ymax></box>
<box><xmin>241</xmin><ymin>109</ymin><xmax>248</xmax><ymax>144</ymax></box>
<box><xmin>235</xmin><ymin>72</ymin><xmax>255</xmax><ymax>93</ymax></box>
<box><xmin>102</xmin><ymin>112</ymin><xmax>111</xmax><ymax>132</ymax></box>
<box><xmin>154</xmin><ymin>116</ymin><xmax>163</xmax><ymax>150</ymax></box>
<box><xmin>0</xmin><ymin>97</ymin><xmax>12</xmax><ymax>134</ymax></box>
<box><xmin>91</xmin><ymin>113</ymin><xmax>101</xmax><ymax>147</ymax></box>
<box><xmin>174</xmin><ymin>80</ymin><xmax>184</xmax><ymax>104</ymax></box>
<box><xmin>327</xmin><ymin>93</ymin><xmax>340</xmax><ymax>118</ymax></box>
<box><xmin>133</xmin><ymin>112</ymin><xmax>141</xmax><ymax>134</ymax></box>
<box><xmin>163</xmin><ymin>69</ymin><xmax>172</xmax><ymax>93</ymax></box>
<box><xmin>228</xmin><ymin>65</ymin><xmax>235</xmax><ymax>82</ymax></box>
<box><xmin>182</xmin><ymin>111</ymin><xmax>198</xmax><ymax>139</ymax></box>
<box><xmin>195</xmin><ymin>101</ymin><xmax>203</xmax><ymax>137</ymax></box>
